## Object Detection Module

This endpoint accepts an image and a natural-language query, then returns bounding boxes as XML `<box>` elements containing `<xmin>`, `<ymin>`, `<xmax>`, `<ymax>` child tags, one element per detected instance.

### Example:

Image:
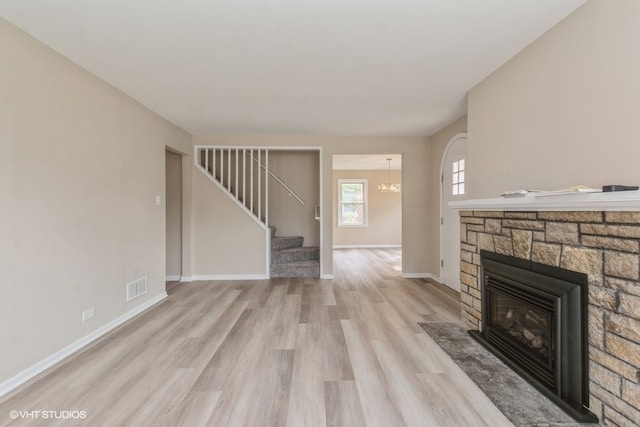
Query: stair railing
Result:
<box><xmin>244</xmin><ymin>151</ymin><xmax>305</xmax><ymax>206</ymax></box>
<box><xmin>195</xmin><ymin>146</ymin><xmax>306</xmax><ymax>228</ymax></box>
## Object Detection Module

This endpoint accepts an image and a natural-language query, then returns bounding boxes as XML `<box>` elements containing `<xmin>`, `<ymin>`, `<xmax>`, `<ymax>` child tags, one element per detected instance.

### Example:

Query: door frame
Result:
<box><xmin>439</xmin><ymin>132</ymin><xmax>468</xmax><ymax>289</ymax></box>
<box><xmin>165</xmin><ymin>148</ymin><xmax>183</xmax><ymax>282</ymax></box>
<box><xmin>331</xmin><ymin>154</ymin><xmax>403</xmax><ymax>268</ymax></box>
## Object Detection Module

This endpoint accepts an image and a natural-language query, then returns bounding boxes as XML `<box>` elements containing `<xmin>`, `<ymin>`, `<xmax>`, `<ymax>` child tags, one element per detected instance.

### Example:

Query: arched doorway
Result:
<box><xmin>440</xmin><ymin>133</ymin><xmax>467</xmax><ymax>291</ymax></box>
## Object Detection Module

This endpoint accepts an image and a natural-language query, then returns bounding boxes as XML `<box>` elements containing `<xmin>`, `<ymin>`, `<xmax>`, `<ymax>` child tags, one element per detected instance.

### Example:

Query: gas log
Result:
<box><xmin>499</xmin><ymin>306</ymin><xmax>548</xmax><ymax>355</ymax></box>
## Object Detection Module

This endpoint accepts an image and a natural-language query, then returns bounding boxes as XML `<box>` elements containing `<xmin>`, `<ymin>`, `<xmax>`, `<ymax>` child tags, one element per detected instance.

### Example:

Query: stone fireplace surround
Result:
<box><xmin>451</xmin><ymin>193</ymin><xmax>640</xmax><ymax>426</ymax></box>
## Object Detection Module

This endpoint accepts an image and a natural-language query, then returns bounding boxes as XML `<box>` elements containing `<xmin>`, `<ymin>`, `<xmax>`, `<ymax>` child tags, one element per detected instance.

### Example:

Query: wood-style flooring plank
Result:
<box><xmin>162</xmin><ymin>391</ymin><xmax>222</xmax><ymax>427</ymax></box>
<box><xmin>243</xmin><ymin>349</ymin><xmax>295</xmax><ymax>427</ymax></box>
<box><xmin>341</xmin><ymin>319</ymin><xmax>407</xmax><ymax>427</ymax></box>
<box><xmin>172</xmin><ymin>299</ymin><xmax>249</xmax><ymax>370</ymax></box>
<box><xmin>371</xmin><ymin>339</ymin><xmax>442</xmax><ymax>427</ymax></box>
<box><xmin>324</xmin><ymin>380</ymin><xmax>367</xmax><ymax>427</ymax></box>
<box><xmin>286</xmin><ymin>323</ymin><xmax>327</xmax><ymax>427</ymax></box>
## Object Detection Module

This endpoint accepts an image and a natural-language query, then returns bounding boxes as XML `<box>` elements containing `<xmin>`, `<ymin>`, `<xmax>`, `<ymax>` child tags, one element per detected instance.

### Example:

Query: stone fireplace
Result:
<box><xmin>452</xmin><ymin>198</ymin><xmax>640</xmax><ymax>426</ymax></box>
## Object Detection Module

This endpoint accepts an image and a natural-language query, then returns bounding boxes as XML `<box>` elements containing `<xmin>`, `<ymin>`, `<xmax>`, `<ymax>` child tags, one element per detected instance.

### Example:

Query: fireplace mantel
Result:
<box><xmin>449</xmin><ymin>190</ymin><xmax>640</xmax><ymax>211</ymax></box>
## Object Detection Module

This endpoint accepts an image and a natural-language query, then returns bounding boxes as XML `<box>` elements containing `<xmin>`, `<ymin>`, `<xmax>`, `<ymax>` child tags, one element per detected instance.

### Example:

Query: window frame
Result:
<box><xmin>337</xmin><ymin>179</ymin><xmax>368</xmax><ymax>228</ymax></box>
<box><xmin>452</xmin><ymin>158</ymin><xmax>465</xmax><ymax>196</ymax></box>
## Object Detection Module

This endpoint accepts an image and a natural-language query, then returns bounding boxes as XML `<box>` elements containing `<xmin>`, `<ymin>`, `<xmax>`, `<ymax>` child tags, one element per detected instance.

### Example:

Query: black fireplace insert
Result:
<box><xmin>469</xmin><ymin>250</ymin><xmax>598</xmax><ymax>423</ymax></box>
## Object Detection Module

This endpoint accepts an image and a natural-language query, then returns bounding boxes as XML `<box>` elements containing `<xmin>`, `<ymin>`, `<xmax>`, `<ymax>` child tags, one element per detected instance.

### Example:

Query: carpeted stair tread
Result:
<box><xmin>271</xmin><ymin>236</ymin><xmax>304</xmax><ymax>251</ymax></box>
<box><xmin>271</xmin><ymin>246</ymin><xmax>319</xmax><ymax>264</ymax></box>
<box><xmin>271</xmin><ymin>260</ymin><xmax>320</xmax><ymax>278</ymax></box>
<box><xmin>271</xmin><ymin>234</ymin><xmax>319</xmax><ymax>277</ymax></box>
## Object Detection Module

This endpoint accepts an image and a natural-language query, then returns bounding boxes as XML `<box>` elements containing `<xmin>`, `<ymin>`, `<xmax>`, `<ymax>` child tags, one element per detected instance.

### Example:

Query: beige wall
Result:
<box><xmin>192</xmin><ymin>134</ymin><xmax>431</xmax><ymax>276</ymax></box>
<box><xmin>427</xmin><ymin>117</ymin><xmax>468</xmax><ymax>275</ymax></box>
<box><xmin>332</xmin><ymin>170</ymin><xmax>402</xmax><ymax>247</ymax></box>
<box><xmin>468</xmin><ymin>0</ymin><xmax>640</xmax><ymax>199</ymax></box>
<box><xmin>267</xmin><ymin>151</ymin><xmax>320</xmax><ymax>246</ymax></box>
<box><xmin>0</xmin><ymin>19</ymin><xmax>192</xmax><ymax>384</ymax></box>
<box><xmin>191</xmin><ymin>171</ymin><xmax>267</xmax><ymax>276</ymax></box>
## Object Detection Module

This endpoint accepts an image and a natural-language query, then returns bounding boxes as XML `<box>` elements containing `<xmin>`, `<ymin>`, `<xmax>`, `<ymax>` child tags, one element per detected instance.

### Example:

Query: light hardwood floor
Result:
<box><xmin>0</xmin><ymin>248</ymin><xmax>512</xmax><ymax>426</ymax></box>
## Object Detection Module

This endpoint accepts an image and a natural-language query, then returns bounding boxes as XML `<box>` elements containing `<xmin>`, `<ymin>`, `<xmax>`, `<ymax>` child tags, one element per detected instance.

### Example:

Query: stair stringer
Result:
<box><xmin>195</xmin><ymin>162</ymin><xmax>268</xmax><ymax>228</ymax></box>
<box><xmin>195</xmin><ymin>162</ymin><xmax>272</xmax><ymax>278</ymax></box>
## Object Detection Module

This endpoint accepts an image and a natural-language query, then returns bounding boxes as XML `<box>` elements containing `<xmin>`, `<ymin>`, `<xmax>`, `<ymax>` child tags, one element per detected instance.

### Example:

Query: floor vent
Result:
<box><xmin>126</xmin><ymin>277</ymin><xmax>147</xmax><ymax>302</ymax></box>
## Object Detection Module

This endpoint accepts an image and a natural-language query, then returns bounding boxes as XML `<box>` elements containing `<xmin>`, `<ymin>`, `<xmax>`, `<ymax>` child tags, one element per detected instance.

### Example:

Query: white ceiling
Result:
<box><xmin>0</xmin><ymin>0</ymin><xmax>586</xmax><ymax>136</ymax></box>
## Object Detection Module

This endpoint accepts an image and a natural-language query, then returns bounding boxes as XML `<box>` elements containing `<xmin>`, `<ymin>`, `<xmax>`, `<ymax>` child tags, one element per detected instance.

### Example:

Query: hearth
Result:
<box><xmin>469</xmin><ymin>250</ymin><xmax>598</xmax><ymax>423</ymax></box>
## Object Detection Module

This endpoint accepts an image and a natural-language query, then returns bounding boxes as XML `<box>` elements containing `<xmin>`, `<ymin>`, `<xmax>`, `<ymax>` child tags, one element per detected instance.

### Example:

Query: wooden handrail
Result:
<box><xmin>245</xmin><ymin>151</ymin><xmax>305</xmax><ymax>205</ymax></box>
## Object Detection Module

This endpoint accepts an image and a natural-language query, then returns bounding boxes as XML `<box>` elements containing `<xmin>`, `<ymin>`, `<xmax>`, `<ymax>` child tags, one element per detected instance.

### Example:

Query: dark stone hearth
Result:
<box><xmin>418</xmin><ymin>322</ymin><xmax>597</xmax><ymax>427</ymax></box>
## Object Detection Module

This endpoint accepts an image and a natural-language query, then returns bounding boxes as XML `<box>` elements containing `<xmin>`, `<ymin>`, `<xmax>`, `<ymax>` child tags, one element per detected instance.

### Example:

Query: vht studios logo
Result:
<box><xmin>10</xmin><ymin>409</ymin><xmax>87</xmax><ymax>420</ymax></box>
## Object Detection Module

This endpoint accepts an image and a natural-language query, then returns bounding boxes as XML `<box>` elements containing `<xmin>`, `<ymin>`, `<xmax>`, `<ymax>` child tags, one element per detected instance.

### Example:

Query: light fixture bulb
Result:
<box><xmin>378</xmin><ymin>158</ymin><xmax>400</xmax><ymax>193</ymax></box>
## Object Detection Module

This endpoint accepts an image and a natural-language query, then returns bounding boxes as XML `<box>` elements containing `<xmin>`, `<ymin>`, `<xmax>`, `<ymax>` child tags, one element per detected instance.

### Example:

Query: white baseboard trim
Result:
<box><xmin>321</xmin><ymin>274</ymin><xmax>335</xmax><ymax>280</ymax></box>
<box><xmin>166</xmin><ymin>276</ymin><xmax>194</xmax><ymax>282</ymax></box>
<box><xmin>333</xmin><ymin>244</ymin><xmax>402</xmax><ymax>249</ymax></box>
<box><xmin>428</xmin><ymin>274</ymin><xmax>443</xmax><ymax>283</ymax></box>
<box><xmin>411</xmin><ymin>275</ymin><xmax>460</xmax><ymax>293</ymax></box>
<box><xmin>0</xmin><ymin>292</ymin><xmax>168</xmax><ymax>398</ymax></box>
<box><xmin>191</xmin><ymin>274</ymin><xmax>269</xmax><ymax>281</ymax></box>
<box><xmin>401</xmin><ymin>272</ymin><xmax>434</xmax><ymax>279</ymax></box>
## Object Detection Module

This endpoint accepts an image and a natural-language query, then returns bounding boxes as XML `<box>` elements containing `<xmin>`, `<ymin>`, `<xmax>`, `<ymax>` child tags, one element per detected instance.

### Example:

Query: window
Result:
<box><xmin>338</xmin><ymin>179</ymin><xmax>368</xmax><ymax>227</ymax></box>
<box><xmin>452</xmin><ymin>159</ymin><xmax>465</xmax><ymax>195</ymax></box>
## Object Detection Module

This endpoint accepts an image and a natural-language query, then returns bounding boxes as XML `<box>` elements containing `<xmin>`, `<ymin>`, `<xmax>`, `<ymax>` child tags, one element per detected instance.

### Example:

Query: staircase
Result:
<box><xmin>270</xmin><ymin>227</ymin><xmax>320</xmax><ymax>277</ymax></box>
<box><xmin>195</xmin><ymin>146</ymin><xmax>320</xmax><ymax>278</ymax></box>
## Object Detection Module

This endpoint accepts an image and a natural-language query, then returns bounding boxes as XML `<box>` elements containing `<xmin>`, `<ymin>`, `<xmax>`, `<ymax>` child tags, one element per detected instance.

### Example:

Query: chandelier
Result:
<box><xmin>377</xmin><ymin>158</ymin><xmax>400</xmax><ymax>193</ymax></box>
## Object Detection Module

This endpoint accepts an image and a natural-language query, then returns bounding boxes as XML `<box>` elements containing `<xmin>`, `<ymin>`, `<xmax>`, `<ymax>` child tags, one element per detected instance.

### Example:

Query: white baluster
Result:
<box><xmin>242</xmin><ymin>149</ymin><xmax>246</xmax><ymax>207</ymax></box>
<box><xmin>265</xmin><ymin>150</ymin><xmax>269</xmax><ymax>226</ymax></box>
<box><xmin>235</xmin><ymin>149</ymin><xmax>239</xmax><ymax>198</ymax></box>
<box><xmin>212</xmin><ymin>148</ymin><xmax>216</xmax><ymax>180</ymax></box>
<box><xmin>258</xmin><ymin>150</ymin><xmax>262</xmax><ymax>221</ymax></box>
<box><xmin>227</xmin><ymin>149</ymin><xmax>231</xmax><ymax>192</ymax></box>
<box><xmin>220</xmin><ymin>149</ymin><xmax>224</xmax><ymax>185</ymax></box>
<box><xmin>250</xmin><ymin>149</ymin><xmax>254</xmax><ymax>214</ymax></box>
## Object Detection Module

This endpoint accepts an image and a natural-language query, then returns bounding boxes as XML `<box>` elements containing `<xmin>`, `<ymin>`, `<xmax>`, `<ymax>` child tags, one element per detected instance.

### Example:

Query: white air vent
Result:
<box><xmin>126</xmin><ymin>277</ymin><xmax>147</xmax><ymax>302</ymax></box>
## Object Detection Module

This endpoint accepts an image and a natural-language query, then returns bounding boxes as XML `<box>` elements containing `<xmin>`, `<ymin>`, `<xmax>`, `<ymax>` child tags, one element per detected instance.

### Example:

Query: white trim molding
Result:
<box><xmin>0</xmin><ymin>292</ymin><xmax>168</xmax><ymax>398</ymax></box>
<box><xmin>165</xmin><ymin>275</ymin><xmax>181</xmax><ymax>281</ymax></box>
<box><xmin>401</xmin><ymin>272</ymin><xmax>434</xmax><ymax>279</ymax></box>
<box><xmin>321</xmin><ymin>274</ymin><xmax>335</xmax><ymax>280</ymax></box>
<box><xmin>450</xmin><ymin>190</ymin><xmax>640</xmax><ymax>211</ymax></box>
<box><xmin>440</xmin><ymin>132</ymin><xmax>468</xmax><ymax>294</ymax></box>
<box><xmin>427</xmin><ymin>274</ymin><xmax>442</xmax><ymax>283</ymax></box>
<box><xmin>333</xmin><ymin>244</ymin><xmax>402</xmax><ymax>249</ymax></box>
<box><xmin>403</xmin><ymin>273</ymin><xmax>448</xmax><ymax>287</ymax></box>
<box><xmin>180</xmin><ymin>276</ymin><xmax>193</xmax><ymax>282</ymax></box>
<box><xmin>191</xmin><ymin>274</ymin><xmax>269</xmax><ymax>281</ymax></box>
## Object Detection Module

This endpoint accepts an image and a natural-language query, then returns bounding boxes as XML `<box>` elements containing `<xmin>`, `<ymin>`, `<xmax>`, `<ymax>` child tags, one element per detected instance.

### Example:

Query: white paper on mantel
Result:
<box><xmin>501</xmin><ymin>185</ymin><xmax>601</xmax><ymax>198</ymax></box>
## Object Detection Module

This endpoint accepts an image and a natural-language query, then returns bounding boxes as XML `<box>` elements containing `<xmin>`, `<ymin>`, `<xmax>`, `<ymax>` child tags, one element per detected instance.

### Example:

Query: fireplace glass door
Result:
<box><xmin>484</xmin><ymin>272</ymin><xmax>559</xmax><ymax>392</ymax></box>
<box><xmin>487</xmin><ymin>289</ymin><xmax>554</xmax><ymax>369</ymax></box>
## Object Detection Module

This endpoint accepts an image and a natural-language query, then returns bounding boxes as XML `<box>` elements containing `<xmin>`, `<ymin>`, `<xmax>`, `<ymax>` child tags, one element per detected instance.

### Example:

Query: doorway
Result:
<box><xmin>440</xmin><ymin>134</ymin><xmax>467</xmax><ymax>291</ymax></box>
<box><xmin>166</xmin><ymin>150</ymin><xmax>182</xmax><ymax>281</ymax></box>
<box><xmin>332</xmin><ymin>154</ymin><xmax>402</xmax><ymax>270</ymax></box>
